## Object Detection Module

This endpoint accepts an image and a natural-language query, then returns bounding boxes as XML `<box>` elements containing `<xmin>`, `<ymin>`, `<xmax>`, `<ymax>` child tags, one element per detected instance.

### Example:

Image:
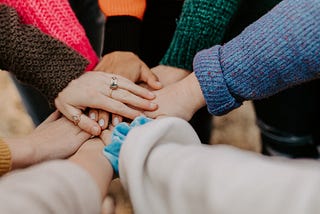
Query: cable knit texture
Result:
<box><xmin>160</xmin><ymin>0</ymin><xmax>240</xmax><ymax>71</ymax></box>
<box><xmin>99</xmin><ymin>0</ymin><xmax>146</xmax><ymax>20</ymax></box>
<box><xmin>0</xmin><ymin>0</ymin><xmax>98</xmax><ymax>71</ymax></box>
<box><xmin>0</xmin><ymin>139</ymin><xmax>11</xmax><ymax>176</ymax></box>
<box><xmin>0</xmin><ymin>4</ymin><xmax>88</xmax><ymax>104</ymax></box>
<box><xmin>194</xmin><ymin>0</ymin><xmax>320</xmax><ymax>115</ymax></box>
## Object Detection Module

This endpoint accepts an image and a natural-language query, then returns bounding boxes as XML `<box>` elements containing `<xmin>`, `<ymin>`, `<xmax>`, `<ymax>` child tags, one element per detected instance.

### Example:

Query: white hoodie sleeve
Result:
<box><xmin>120</xmin><ymin>117</ymin><xmax>320</xmax><ymax>214</ymax></box>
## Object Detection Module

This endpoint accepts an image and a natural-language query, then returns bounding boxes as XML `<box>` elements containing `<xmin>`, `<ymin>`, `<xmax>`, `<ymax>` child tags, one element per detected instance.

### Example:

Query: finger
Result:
<box><xmin>140</xmin><ymin>64</ymin><xmax>162</xmax><ymax>90</ymax></box>
<box><xmin>100</xmin><ymin>130</ymin><xmax>112</xmax><ymax>146</ymax></box>
<box><xmin>111</xmin><ymin>114</ymin><xmax>122</xmax><ymax>127</ymax></box>
<box><xmin>77</xmin><ymin>113</ymin><xmax>102</xmax><ymax>136</ymax></box>
<box><xmin>98</xmin><ymin>110</ymin><xmax>110</xmax><ymax>130</ymax></box>
<box><xmin>62</xmin><ymin>104</ymin><xmax>101</xmax><ymax>136</ymax></box>
<box><xmin>88</xmin><ymin>109</ymin><xmax>98</xmax><ymax>121</ymax></box>
<box><xmin>75</xmin><ymin>93</ymin><xmax>143</xmax><ymax>120</ymax></box>
<box><xmin>111</xmin><ymin>75</ymin><xmax>156</xmax><ymax>100</ymax></box>
<box><xmin>40</xmin><ymin>110</ymin><xmax>61</xmax><ymax>125</ymax></box>
<box><xmin>110</xmin><ymin>89</ymin><xmax>158</xmax><ymax>111</ymax></box>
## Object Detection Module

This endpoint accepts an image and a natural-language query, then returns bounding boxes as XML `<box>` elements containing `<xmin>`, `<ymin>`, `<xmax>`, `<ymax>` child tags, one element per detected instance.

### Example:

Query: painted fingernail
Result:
<box><xmin>156</xmin><ymin>81</ymin><xmax>162</xmax><ymax>87</ymax></box>
<box><xmin>92</xmin><ymin>126</ymin><xmax>100</xmax><ymax>135</ymax></box>
<box><xmin>113</xmin><ymin>117</ymin><xmax>119</xmax><ymax>126</ymax></box>
<box><xmin>99</xmin><ymin>119</ymin><xmax>105</xmax><ymax>127</ymax></box>
<box><xmin>150</xmin><ymin>102</ymin><xmax>157</xmax><ymax>109</ymax></box>
<box><xmin>90</xmin><ymin>112</ymin><xmax>96</xmax><ymax>120</ymax></box>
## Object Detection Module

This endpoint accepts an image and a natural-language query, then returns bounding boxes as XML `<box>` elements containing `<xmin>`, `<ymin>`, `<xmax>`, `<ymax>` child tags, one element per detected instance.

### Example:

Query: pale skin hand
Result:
<box><xmin>55</xmin><ymin>71</ymin><xmax>158</xmax><ymax>136</ymax></box>
<box><xmin>144</xmin><ymin>72</ymin><xmax>207</xmax><ymax>121</ymax></box>
<box><xmin>91</xmin><ymin>51</ymin><xmax>163</xmax><ymax>129</ymax></box>
<box><xmin>151</xmin><ymin>65</ymin><xmax>190</xmax><ymax>87</ymax></box>
<box><xmin>69</xmin><ymin>130</ymin><xmax>113</xmax><ymax>200</ymax></box>
<box><xmin>3</xmin><ymin>111</ymin><xmax>91</xmax><ymax>170</ymax></box>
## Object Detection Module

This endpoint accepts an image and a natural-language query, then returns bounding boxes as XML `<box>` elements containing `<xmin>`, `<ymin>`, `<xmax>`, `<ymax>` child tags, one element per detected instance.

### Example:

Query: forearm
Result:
<box><xmin>0</xmin><ymin>4</ymin><xmax>87</xmax><ymax>105</ymax></box>
<box><xmin>120</xmin><ymin>117</ymin><xmax>320</xmax><ymax>214</ymax></box>
<box><xmin>160</xmin><ymin>0</ymin><xmax>240</xmax><ymax>70</ymax></box>
<box><xmin>69</xmin><ymin>138</ymin><xmax>114</xmax><ymax>198</ymax></box>
<box><xmin>194</xmin><ymin>0</ymin><xmax>320</xmax><ymax>115</ymax></box>
<box><xmin>0</xmin><ymin>160</ymin><xmax>101</xmax><ymax>214</ymax></box>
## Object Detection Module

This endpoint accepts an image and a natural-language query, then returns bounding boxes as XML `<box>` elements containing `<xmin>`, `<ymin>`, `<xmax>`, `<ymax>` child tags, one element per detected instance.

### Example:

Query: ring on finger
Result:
<box><xmin>110</xmin><ymin>76</ymin><xmax>118</xmax><ymax>90</ymax></box>
<box><xmin>108</xmin><ymin>88</ymin><xmax>114</xmax><ymax>98</ymax></box>
<box><xmin>72</xmin><ymin>114</ymin><xmax>82</xmax><ymax>126</ymax></box>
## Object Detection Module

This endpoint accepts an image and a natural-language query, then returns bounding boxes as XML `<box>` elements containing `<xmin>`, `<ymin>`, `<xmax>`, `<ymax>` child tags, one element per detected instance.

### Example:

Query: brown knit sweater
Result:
<box><xmin>0</xmin><ymin>4</ymin><xmax>88</xmax><ymax>104</ymax></box>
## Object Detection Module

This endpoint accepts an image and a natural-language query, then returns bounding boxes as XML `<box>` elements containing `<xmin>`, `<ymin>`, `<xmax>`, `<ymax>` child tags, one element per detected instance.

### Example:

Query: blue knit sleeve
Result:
<box><xmin>194</xmin><ymin>0</ymin><xmax>320</xmax><ymax>115</ymax></box>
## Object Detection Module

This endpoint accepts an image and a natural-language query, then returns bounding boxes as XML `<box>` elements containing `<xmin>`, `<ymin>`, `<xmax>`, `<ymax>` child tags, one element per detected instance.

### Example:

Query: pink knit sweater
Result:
<box><xmin>1</xmin><ymin>0</ymin><xmax>98</xmax><ymax>71</ymax></box>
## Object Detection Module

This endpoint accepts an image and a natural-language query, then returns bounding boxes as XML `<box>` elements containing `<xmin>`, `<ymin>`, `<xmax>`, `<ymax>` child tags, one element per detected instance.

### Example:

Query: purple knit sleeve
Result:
<box><xmin>194</xmin><ymin>0</ymin><xmax>320</xmax><ymax>115</ymax></box>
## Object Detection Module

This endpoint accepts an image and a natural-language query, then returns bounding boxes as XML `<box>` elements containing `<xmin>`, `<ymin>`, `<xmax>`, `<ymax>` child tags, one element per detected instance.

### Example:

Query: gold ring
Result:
<box><xmin>72</xmin><ymin>114</ymin><xmax>81</xmax><ymax>126</ymax></box>
<box><xmin>110</xmin><ymin>77</ymin><xmax>118</xmax><ymax>90</ymax></box>
<box><xmin>108</xmin><ymin>88</ymin><xmax>114</xmax><ymax>98</ymax></box>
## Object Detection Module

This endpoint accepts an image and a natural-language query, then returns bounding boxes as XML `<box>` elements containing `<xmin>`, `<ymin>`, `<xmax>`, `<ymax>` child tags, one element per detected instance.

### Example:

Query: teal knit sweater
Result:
<box><xmin>160</xmin><ymin>0</ymin><xmax>240</xmax><ymax>71</ymax></box>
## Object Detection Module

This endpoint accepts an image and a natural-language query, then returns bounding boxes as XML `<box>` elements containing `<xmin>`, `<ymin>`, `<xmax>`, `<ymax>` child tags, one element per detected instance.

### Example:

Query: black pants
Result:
<box><xmin>13</xmin><ymin>0</ymin><xmax>105</xmax><ymax>126</ymax></box>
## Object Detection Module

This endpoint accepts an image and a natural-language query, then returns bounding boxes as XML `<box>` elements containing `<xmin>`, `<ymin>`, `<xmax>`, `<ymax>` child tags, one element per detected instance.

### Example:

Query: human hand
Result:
<box><xmin>144</xmin><ymin>73</ymin><xmax>206</xmax><ymax>120</ymax></box>
<box><xmin>69</xmin><ymin>131</ymin><xmax>113</xmax><ymax>198</ymax></box>
<box><xmin>87</xmin><ymin>110</ymin><xmax>123</xmax><ymax>130</ymax></box>
<box><xmin>55</xmin><ymin>71</ymin><xmax>158</xmax><ymax>136</ymax></box>
<box><xmin>94</xmin><ymin>51</ymin><xmax>162</xmax><ymax>90</ymax></box>
<box><xmin>151</xmin><ymin>65</ymin><xmax>190</xmax><ymax>87</ymax></box>
<box><xmin>5</xmin><ymin>111</ymin><xmax>92</xmax><ymax>169</ymax></box>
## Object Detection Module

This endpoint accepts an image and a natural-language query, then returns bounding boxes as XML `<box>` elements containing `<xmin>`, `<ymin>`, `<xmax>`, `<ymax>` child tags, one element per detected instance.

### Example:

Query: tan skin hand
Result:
<box><xmin>144</xmin><ymin>72</ymin><xmax>206</xmax><ymax>121</ymax></box>
<box><xmin>91</xmin><ymin>52</ymin><xmax>163</xmax><ymax>130</ymax></box>
<box><xmin>55</xmin><ymin>72</ymin><xmax>157</xmax><ymax>136</ymax></box>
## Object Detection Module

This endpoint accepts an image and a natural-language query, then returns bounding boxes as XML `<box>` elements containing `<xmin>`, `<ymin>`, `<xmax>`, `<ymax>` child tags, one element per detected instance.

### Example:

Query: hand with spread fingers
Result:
<box><xmin>54</xmin><ymin>71</ymin><xmax>158</xmax><ymax>136</ymax></box>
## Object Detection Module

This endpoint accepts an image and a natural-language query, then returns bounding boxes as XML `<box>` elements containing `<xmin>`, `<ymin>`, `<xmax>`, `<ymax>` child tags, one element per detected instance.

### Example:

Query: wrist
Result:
<box><xmin>181</xmin><ymin>73</ymin><xmax>206</xmax><ymax>114</ymax></box>
<box><xmin>3</xmin><ymin>137</ymin><xmax>36</xmax><ymax>169</ymax></box>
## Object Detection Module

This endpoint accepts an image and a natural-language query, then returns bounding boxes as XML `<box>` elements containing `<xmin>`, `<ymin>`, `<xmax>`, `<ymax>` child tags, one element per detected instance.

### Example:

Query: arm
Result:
<box><xmin>194</xmin><ymin>0</ymin><xmax>320</xmax><ymax>115</ymax></box>
<box><xmin>0</xmin><ymin>135</ymin><xmax>113</xmax><ymax>213</ymax></box>
<box><xmin>160</xmin><ymin>0</ymin><xmax>241</xmax><ymax>71</ymax></box>
<box><xmin>0</xmin><ymin>0</ymin><xmax>98</xmax><ymax>70</ymax></box>
<box><xmin>0</xmin><ymin>4</ymin><xmax>87</xmax><ymax>105</ymax></box>
<box><xmin>1</xmin><ymin>111</ymin><xmax>91</xmax><ymax>173</ymax></box>
<box><xmin>120</xmin><ymin>117</ymin><xmax>320</xmax><ymax>214</ymax></box>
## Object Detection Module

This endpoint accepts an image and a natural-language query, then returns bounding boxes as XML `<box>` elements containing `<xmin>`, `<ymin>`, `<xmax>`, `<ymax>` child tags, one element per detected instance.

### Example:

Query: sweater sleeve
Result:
<box><xmin>193</xmin><ymin>0</ymin><xmax>320</xmax><ymax>115</ymax></box>
<box><xmin>99</xmin><ymin>0</ymin><xmax>146</xmax><ymax>55</ymax></box>
<box><xmin>0</xmin><ymin>4</ymin><xmax>88</xmax><ymax>105</ymax></box>
<box><xmin>0</xmin><ymin>139</ymin><xmax>11</xmax><ymax>176</ymax></box>
<box><xmin>160</xmin><ymin>0</ymin><xmax>240</xmax><ymax>71</ymax></box>
<box><xmin>0</xmin><ymin>160</ymin><xmax>101</xmax><ymax>214</ymax></box>
<box><xmin>120</xmin><ymin>117</ymin><xmax>320</xmax><ymax>214</ymax></box>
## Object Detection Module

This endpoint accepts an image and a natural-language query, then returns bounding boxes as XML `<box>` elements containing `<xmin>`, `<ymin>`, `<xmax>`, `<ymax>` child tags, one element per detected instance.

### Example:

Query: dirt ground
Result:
<box><xmin>0</xmin><ymin>71</ymin><xmax>261</xmax><ymax>213</ymax></box>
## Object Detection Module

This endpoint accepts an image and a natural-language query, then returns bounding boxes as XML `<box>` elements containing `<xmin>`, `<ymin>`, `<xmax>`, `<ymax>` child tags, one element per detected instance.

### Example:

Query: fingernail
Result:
<box><xmin>92</xmin><ymin>126</ymin><xmax>100</xmax><ymax>135</ymax></box>
<box><xmin>90</xmin><ymin>113</ymin><xmax>96</xmax><ymax>120</ymax></box>
<box><xmin>113</xmin><ymin>117</ymin><xmax>119</xmax><ymax>126</ymax></box>
<box><xmin>156</xmin><ymin>81</ymin><xmax>162</xmax><ymax>87</ymax></box>
<box><xmin>150</xmin><ymin>102</ymin><xmax>157</xmax><ymax>109</ymax></box>
<box><xmin>148</xmin><ymin>92</ymin><xmax>156</xmax><ymax>98</ymax></box>
<box><xmin>99</xmin><ymin>119</ymin><xmax>105</xmax><ymax>127</ymax></box>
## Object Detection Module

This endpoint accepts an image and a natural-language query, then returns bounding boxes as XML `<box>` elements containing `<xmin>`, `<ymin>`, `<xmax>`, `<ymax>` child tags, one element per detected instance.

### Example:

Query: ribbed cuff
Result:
<box><xmin>99</xmin><ymin>0</ymin><xmax>146</xmax><ymax>20</ymax></box>
<box><xmin>193</xmin><ymin>45</ymin><xmax>242</xmax><ymax>115</ymax></box>
<box><xmin>103</xmin><ymin>16</ymin><xmax>142</xmax><ymax>55</ymax></box>
<box><xmin>0</xmin><ymin>139</ymin><xmax>12</xmax><ymax>176</ymax></box>
<box><xmin>160</xmin><ymin>0</ymin><xmax>239</xmax><ymax>71</ymax></box>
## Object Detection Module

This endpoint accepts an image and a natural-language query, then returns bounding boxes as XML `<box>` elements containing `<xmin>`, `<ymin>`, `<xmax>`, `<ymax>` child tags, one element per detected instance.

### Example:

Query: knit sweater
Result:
<box><xmin>0</xmin><ymin>139</ymin><xmax>11</xmax><ymax>176</ymax></box>
<box><xmin>160</xmin><ymin>0</ymin><xmax>240</xmax><ymax>70</ymax></box>
<box><xmin>0</xmin><ymin>4</ymin><xmax>88</xmax><ymax>104</ymax></box>
<box><xmin>0</xmin><ymin>0</ymin><xmax>98</xmax><ymax>71</ymax></box>
<box><xmin>194</xmin><ymin>0</ymin><xmax>320</xmax><ymax>116</ymax></box>
<box><xmin>100</xmin><ymin>0</ymin><xmax>239</xmax><ymax>70</ymax></box>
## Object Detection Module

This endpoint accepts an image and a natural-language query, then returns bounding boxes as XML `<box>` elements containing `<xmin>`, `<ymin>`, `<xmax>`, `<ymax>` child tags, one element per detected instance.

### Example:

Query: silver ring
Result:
<box><xmin>110</xmin><ymin>77</ymin><xmax>118</xmax><ymax>90</ymax></box>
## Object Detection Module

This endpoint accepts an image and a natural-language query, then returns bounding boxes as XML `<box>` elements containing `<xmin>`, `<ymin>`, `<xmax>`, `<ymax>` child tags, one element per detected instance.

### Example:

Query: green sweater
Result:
<box><xmin>160</xmin><ymin>0</ymin><xmax>282</xmax><ymax>71</ymax></box>
<box><xmin>160</xmin><ymin>0</ymin><xmax>240</xmax><ymax>71</ymax></box>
